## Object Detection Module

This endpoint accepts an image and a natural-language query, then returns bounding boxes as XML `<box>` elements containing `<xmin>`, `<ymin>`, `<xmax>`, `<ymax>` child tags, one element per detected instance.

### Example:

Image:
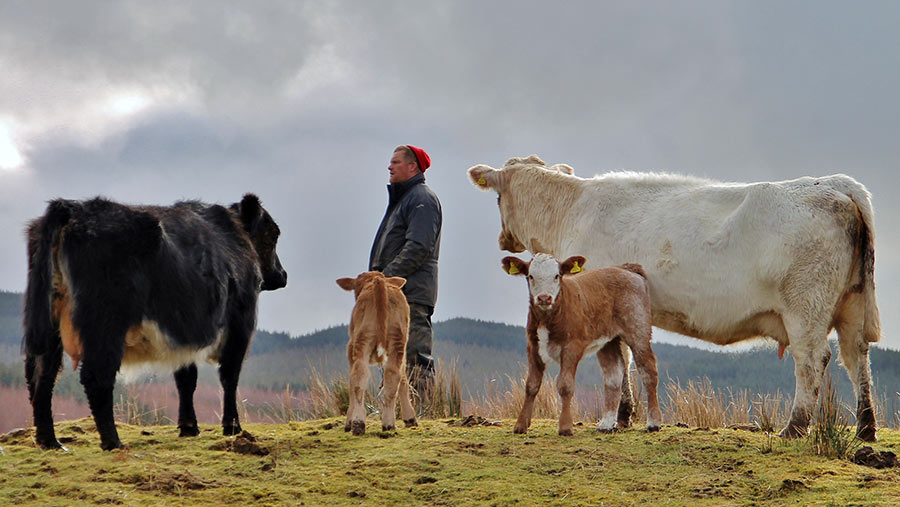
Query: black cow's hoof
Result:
<box><xmin>351</xmin><ymin>420</ymin><xmax>365</xmax><ymax>436</ymax></box>
<box><xmin>403</xmin><ymin>418</ymin><xmax>418</xmax><ymax>428</ymax></box>
<box><xmin>37</xmin><ymin>438</ymin><xmax>67</xmax><ymax>451</ymax></box>
<box><xmin>100</xmin><ymin>439</ymin><xmax>125</xmax><ymax>451</ymax></box>
<box><xmin>382</xmin><ymin>424</ymin><xmax>395</xmax><ymax>432</ymax></box>
<box><xmin>595</xmin><ymin>427</ymin><xmax>618</xmax><ymax>434</ymax></box>
<box><xmin>179</xmin><ymin>424</ymin><xmax>200</xmax><ymax>437</ymax></box>
<box><xmin>513</xmin><ymin>426</ymin><xmax>527</xmax><ymax>434</ymax></box>
<box><xmin>647</xmin><ymin>425</ymin><xmax>660</xmax><ymax>433</ymax></box>
<box><xmin>558</xmin><ymin>429</ymin><xmax>574</xmax><ymax>436</ymax></box>
<box><xmin>344</xmin><ymin>423</ymin><xmax>351</xmax><ymax>432</ymax></box>
<box><xmin>223</xmin><ymin>424</ymin><xmax>243</xmax><ymax>436</ymax></box>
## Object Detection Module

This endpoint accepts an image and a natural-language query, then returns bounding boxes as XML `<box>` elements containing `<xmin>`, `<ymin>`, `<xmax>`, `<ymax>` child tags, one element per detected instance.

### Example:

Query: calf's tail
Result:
<box><xmin>373</xmin><ymin>276</ymin><xmax>388</xmax><ymax>350</ymax></box>
<box><xmin>619</xmin><ymin>262</ymin><xmax>648</xmax><ymax>279</ymax></box>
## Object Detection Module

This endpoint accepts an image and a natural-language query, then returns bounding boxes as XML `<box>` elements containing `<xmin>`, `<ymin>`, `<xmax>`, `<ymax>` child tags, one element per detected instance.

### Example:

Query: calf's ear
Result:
<box><xmin>385</xmin><ymin>276</ymin><xmax>406</xmax><ymax>289</ymax></box>
<box><xmin>502</xmin><ymin>256</ymin><xmax>529</xmax><ymax>276</ymax></box>
<box><xmin>559</xmin><ymin>256</ymin><xmax>587</xmax><ymax>276</ymax></box>
<box><xmin>468</xmin><ymin>164</ymin><xmax>501</xmax><ymax>190</ymax></box>
<box><xmin>336</xmin><ymin>278</ymin><xmax>356</xmax><ymax>291</ymax></box>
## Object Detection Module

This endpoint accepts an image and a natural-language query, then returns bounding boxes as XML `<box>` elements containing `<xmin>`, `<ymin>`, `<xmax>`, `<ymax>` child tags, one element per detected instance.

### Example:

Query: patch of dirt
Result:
<box><xmin>209</xmin><ymin>431</ymin><xmax>269</xmax><ymax>456</ymax></box>
<box><xmin>778</xmin><ymin>479</ymin><xmax>808</xmax><ymax>494</ymax></box>
<box><xmin>727</xmin><ymin>424</ymin><xmax>760</xmax><ymax>432</ymax></box>
<box><xmin>320</xmin><ymin>422</ymin><xmax>338</xmax><ymax>430</ymax></box>
<box><xmin>447</xmin><ymin>415</ymin><xmax>502</xmax><ymax>427</ymax></box>
<box><xmin>415</xmin><ymin>476</ymin><xmax>438</xmax><ymax>484</ymax></box>
<box><xmin>0</xmin><ymin>427</ymin><xmax>32</xmax><ymax>444</ymax></box>
<box><xmin>852</xmin><ymin>447</ymin><xmax>899</xmax><ymax>469</ymax></box>
<box><xmin>134</xmin><ymin>471</ymin><xmax>217</xmax><ymax>493</ymax></box>
<box><xmin>348</xmin><ymin>490</ymin><xmax>367</xmax><ymax>498</ymax></box>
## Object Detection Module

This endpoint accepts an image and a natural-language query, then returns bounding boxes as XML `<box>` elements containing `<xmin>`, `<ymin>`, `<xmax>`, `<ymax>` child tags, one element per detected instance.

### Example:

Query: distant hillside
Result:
<box><xmin>2</xmin><ymin>291</ymin><xmax>899</xmax><ymax>417</ymax></box>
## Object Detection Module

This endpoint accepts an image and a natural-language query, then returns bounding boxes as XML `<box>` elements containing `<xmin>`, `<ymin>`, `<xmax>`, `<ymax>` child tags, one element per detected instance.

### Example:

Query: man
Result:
<box><xmin>369</xmin><ymin>145</ymin><xmax>442</xmax><ymax>399</ymax></box>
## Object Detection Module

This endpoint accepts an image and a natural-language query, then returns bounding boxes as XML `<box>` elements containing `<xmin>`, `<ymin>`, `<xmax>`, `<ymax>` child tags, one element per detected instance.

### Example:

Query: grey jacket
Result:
<box><xmin>368</xmin><ymin>172</ymin><xmax>442</xmax><ymax>307</ymax></box>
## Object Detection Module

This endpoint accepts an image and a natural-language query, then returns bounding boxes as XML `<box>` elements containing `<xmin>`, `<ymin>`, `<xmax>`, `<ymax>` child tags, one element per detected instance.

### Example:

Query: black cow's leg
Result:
<box><xmin>174</xmin><ymin>363</ymin><xmax>199</xmax><ymax>437</ymax></box>
<box><xmin>25</xmin><ymin>348</ymin><xmax>65</xmax><ymax>450</ymax></box>
<box><xmin>80</xmin><ymin>325</ymin><xmax>126</xmax><ymax>451</ymax></box>
<box><xmin>218</xmin><ymin>323</ymin><xmax>252</xmax><ymax>436</ymax></box>
<box><xmin>219</xmin><ymin>355</ymin><xmax>243</xmax><ymax>435</ymax></box>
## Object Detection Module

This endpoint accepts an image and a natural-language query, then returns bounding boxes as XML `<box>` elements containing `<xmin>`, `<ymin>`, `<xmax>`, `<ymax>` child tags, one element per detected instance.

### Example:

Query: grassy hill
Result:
<box><xmin>1</xmin><ymin>418</ymin><xmax>898</xmax><ymax>505</ymax></box>
<box><xmin>1</xmin><ymin>291</ymin><xmax>899</xmax><ymax>431</ymax></box>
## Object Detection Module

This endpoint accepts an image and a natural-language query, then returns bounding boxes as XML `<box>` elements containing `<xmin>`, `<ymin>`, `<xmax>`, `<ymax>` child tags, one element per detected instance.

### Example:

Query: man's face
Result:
<box><xmin>389</xmin><ymin>150</ymin><xmax>418</xmax><ymax>183</ymax></box>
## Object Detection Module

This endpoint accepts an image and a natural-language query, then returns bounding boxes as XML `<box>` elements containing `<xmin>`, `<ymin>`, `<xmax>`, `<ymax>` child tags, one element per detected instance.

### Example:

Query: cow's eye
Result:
<box><xmin>554</xmin><ymin>274</ymin><xmax>559</xmax><ymax>280</ymax></box>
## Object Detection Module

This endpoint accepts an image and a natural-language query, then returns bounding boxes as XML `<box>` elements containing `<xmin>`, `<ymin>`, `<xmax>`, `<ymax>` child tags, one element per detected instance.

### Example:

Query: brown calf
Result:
<box><xmin>336</xmin><ymin>271</ymin><xmax>418</xmax><ymax>435</ymax></box>
<box><xmin>503</xmin><ymin>253</ymin><xmax>662</xmax><ymax>435</ymax></box>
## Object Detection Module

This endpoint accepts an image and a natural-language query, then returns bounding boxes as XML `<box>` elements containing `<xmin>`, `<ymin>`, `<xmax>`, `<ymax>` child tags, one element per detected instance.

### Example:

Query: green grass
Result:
<box><xmin>1</xmin><ymin>418</ymin><xmax>898</xmax><ymax>505</ymax></box>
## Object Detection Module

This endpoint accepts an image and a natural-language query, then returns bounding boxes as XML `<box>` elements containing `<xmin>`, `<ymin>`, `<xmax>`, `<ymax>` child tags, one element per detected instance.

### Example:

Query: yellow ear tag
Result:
<box><xmin>507</xmin><ymin>264</ymin><xmax>519</xmax><ymax>275</ymax></box>
<box><xmin>570</xmin><ymin>261</ymin><xmax>583</xmax><ymax>274</ymax></box>
<box><xmin>477</xmin><ymin>177</ymin><xmax>487</xmax><ymax>186</ymax></box>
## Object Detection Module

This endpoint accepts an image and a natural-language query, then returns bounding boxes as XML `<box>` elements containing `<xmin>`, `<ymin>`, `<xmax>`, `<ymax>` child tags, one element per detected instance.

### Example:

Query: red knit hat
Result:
<box><xmin>407</xmin><ymin>145</ymin><xmax>431</xmax><ymax>172</ymax></box>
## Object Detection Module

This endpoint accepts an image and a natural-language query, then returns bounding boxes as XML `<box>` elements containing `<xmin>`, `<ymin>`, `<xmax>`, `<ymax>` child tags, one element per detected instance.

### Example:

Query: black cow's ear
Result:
<box><xmin>240</xmin><ymin>194</ymin><xmax>262</xmax><ymax>231</ymax></box>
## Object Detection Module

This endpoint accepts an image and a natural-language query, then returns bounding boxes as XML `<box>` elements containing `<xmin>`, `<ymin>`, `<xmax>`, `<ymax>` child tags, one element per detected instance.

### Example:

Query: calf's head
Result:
<box><xmin>337</xmin><ymin>271</ymin><xmax>406</xmax><ymax>299</ymax></box>
<box><xmin>235</xmin><ymin>194</ymin><xmax>288</xmax><ymax>291</ymax></box>
<box><xmin>502</xmin><ymin>253</ymin><xmax>586</xmax><ymax>311</ymax></box>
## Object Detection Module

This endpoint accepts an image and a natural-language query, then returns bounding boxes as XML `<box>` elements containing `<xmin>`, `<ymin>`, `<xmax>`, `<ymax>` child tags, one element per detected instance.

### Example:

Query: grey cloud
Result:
<box><xmin>1</xmin><ymin>1</ymin><xmax>899</xmax><ymax>350</ymax></box>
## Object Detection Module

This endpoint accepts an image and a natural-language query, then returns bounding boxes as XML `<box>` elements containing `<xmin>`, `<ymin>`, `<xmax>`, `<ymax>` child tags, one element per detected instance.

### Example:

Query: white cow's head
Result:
<box><xmin>502</xmin><ymin>253</ymin><xmax>587</xmax><ymax>311</ymax></box>
<box><xmin>469</xmin><ymin>155</ymin><xmax>566</xmax><ymax>253</ymax></box>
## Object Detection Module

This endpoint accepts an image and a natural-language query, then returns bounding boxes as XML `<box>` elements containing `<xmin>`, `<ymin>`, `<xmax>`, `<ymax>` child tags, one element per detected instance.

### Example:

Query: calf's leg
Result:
<box><xmin>398</xmin><ymin>363</ymin><xmax>418</xmax><ymax>427</ymax></box>
<box><xmin>629</xmin><ymin>340</ymin><xmax>661</xmax><ymax>432</ymax></box>
<box><xmin>596</xmin><ymin>340</ymin><xmax>626</xmax><ymax>433</ymax></box>
<box><xmin>381</xmin><ymin>354</ymin><xmax>403</xmax><ymax>431</ymax></box>
<box><xmin>514</xmin><ymin>343</ymin><xmax>545</xmax><ymax>434</ymax></box>
<box><xmin>617</xmin><ymin>350</ymin><xmax>635</xmax><ymax>429</ymax></box>
<box><xmin>556</xmin><ymin>350</ymin><xmax>579</xmax><ymax>436</ymax></box>
<box><xmin>174</xmin><ymin>363</ymin><xmax>199</xmax><ymax>437</ymax></box>
<box><xmin>347</xmin><ymin>359</ymin><xmax>370</xmax><ymax>435</ymax></box>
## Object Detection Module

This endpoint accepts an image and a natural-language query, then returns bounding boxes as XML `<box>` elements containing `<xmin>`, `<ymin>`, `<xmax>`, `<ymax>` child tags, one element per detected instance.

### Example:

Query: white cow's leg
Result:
<box><xmin>836</xmin><ymin>315</ymin><xmax>877</xmax><ymax>442</ymax></box>
<box><xmin>780</xmin><ymin>320</ymin><xmax>832</xmax><ymax>439</ymax></box>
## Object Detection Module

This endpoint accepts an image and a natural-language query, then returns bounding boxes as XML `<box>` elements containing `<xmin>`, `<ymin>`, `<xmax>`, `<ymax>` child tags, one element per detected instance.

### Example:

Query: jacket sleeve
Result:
<box><xmin>382</xmin><ymin>196</ymin><xmax>441</xmax><ymax>278</ymax></box>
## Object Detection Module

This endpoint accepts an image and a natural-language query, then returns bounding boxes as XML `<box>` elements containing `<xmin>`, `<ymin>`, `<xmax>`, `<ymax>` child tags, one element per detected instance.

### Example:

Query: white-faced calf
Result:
<box><xmin>336</xmin><ymin>271</ymin><xmax>418</xmax><ymax>435</ymax></box>
<box><xmin>503</xmin><ymin>253</ymin><xmax>661</xmax><ymax>435</ymax></box>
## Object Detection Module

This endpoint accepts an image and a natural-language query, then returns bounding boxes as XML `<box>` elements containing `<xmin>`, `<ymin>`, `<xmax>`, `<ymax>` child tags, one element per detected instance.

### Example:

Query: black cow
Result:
<box><xmin>23</xmin><ymin>194</ymin><xmax>287</xmax><ymax>450</ymax></box>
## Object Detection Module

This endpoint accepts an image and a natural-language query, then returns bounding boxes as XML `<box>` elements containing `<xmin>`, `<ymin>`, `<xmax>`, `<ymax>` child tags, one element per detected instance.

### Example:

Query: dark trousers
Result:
<box><xmin>407</xmin><ymin>303</ymin><xmax>435</xmax><ymax>387</ymax></box>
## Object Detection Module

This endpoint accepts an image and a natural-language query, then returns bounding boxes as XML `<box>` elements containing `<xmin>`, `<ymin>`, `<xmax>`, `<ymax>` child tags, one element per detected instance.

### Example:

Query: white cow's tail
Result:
<box><xmin>828</xmin><ymin>175</ymin><xmax>881</xmax><ymax>343</ymax></box>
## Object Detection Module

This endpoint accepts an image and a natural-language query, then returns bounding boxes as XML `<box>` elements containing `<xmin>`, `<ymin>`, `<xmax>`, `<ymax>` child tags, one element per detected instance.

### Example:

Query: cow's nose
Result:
<box><xmin>537</xmin><ymin>295</ymin><xmax>553</xmax><ymax>306</ymax></box>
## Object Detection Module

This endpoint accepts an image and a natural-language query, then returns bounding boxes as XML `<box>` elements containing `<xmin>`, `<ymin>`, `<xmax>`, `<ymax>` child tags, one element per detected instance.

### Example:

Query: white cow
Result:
<box><xmin>469</xmin><ymin>155</ymin><xmax>881</xmax><ymax>441</ymax></box>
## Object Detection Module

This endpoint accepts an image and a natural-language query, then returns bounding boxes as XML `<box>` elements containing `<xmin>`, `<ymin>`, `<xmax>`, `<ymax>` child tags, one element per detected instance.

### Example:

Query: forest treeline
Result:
<box><xmin>1</xmin><ymin>291</ymin><xmax>898</xmax><ymax>413</ymax></box>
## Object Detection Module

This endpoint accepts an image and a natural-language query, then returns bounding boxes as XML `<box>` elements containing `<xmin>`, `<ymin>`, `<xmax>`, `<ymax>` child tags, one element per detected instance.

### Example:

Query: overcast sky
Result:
<box><xmin>1</xmin><ymin>1</ymin><xmax>898</xmax><ymax>351</ymax></box>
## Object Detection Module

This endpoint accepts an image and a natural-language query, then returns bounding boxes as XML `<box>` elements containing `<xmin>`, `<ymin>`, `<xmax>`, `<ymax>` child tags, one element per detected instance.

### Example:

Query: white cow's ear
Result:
<box><xmin>468</xmin><ymin>164</ymin><xmax>501</xmax><ymax>190</ymax></box>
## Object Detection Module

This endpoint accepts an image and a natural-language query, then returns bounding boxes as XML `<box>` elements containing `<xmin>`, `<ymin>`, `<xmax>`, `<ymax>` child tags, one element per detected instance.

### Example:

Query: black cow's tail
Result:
<box><xmin>23</xmin><ymin>200</ymin><xmax>75</xmax><ymax>356</ymax></box>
